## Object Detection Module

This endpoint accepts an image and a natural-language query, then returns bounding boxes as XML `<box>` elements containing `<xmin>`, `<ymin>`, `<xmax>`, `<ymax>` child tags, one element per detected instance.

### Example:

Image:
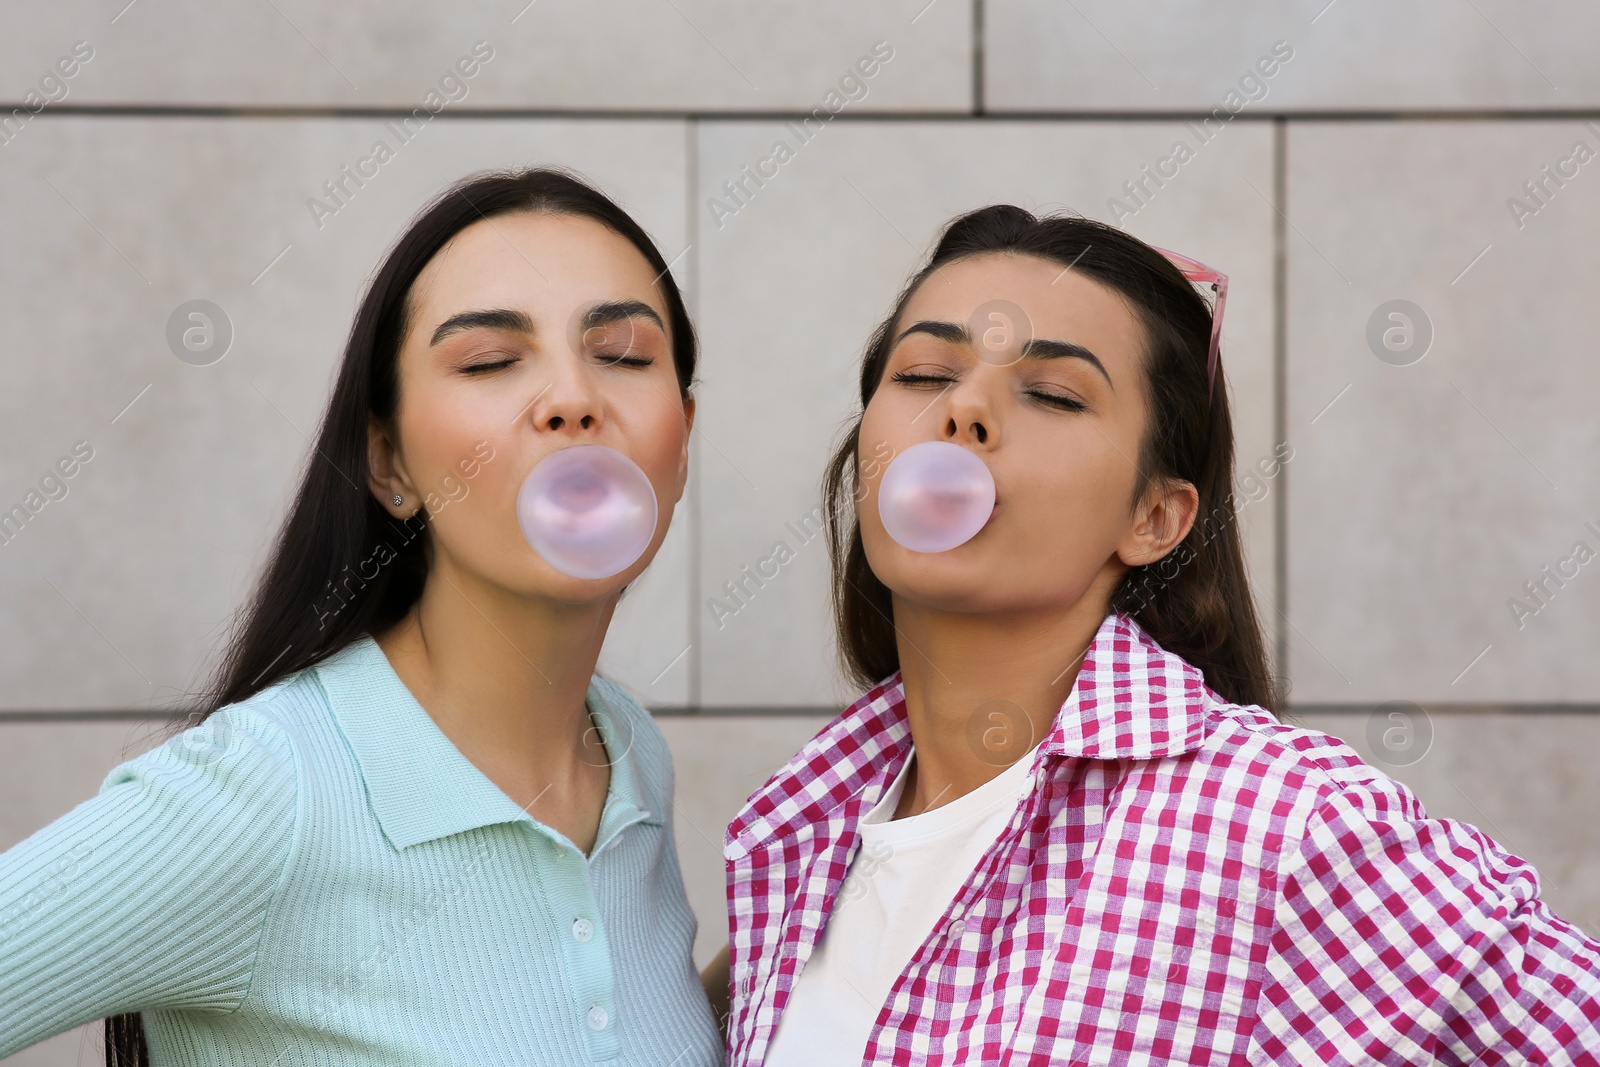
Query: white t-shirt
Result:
<box><xmin>762</xmin><ymin>737</ymin><xmax>1043</xmax><ymax>1065</ymax></box>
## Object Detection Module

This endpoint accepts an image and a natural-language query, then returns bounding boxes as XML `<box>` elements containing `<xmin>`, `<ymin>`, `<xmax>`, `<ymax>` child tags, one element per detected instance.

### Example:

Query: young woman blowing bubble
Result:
<box><xmin>711</xmin><ymin>206</ymin><xmax>1600</xmax><ymax>1064</ymax></box>
<box><xmin>0</xmin><ymin>168</ymin><xmax>723</xmax><ymax>1066</ymax></box>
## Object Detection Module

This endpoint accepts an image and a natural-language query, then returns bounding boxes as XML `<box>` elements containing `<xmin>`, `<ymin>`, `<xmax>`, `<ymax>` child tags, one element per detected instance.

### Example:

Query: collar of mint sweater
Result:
<box><xmin>313</xmin><ymin>633</ymin><xmax>661</xmax><ymax>853</ymax></box>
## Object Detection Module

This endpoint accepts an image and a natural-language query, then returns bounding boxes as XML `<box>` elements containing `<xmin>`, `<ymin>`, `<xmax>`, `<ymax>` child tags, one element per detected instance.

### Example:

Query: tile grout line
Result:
<box><xmin>20</xmin><ymin>105</ymin><xmax>1600</xmax><ymax>122</ymax></box>
<box><xmin>4</xmin><ymin>704</ymin><xmax>1599</xmax><ymax>723</ymax></box>
<box><xmin>972</xmin><ymin>0</ymin><xmax>985</xmax><ymax>116</ymax></box>
<box><xmin>1272</xmin><ymin>116</ymin><xmax>1290</xmax><ymax>703</ymax></box>
<box><xmin>686</xmin><ymin>118</ymin><xmax>702</xmax><ymax>710</ymax></box>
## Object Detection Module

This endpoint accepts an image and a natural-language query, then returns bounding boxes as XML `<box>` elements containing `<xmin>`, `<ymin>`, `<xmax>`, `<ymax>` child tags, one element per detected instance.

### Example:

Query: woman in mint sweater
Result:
<box><xmin>0</xmin><ymin>168</ymin><xmax>723</xmax><ymax>1066</ymax></box>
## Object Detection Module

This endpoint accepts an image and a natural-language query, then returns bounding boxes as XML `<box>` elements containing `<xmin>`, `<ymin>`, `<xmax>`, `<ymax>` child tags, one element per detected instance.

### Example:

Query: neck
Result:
<box><xmin>374</xmin><ymin>554</ymin><xmax>618</xmax><ymax>805</ymax></box>
<box><xmin>889</xmin><ymin>593</ymin><xmax>1111</xmax><ymax>820</ymax></box>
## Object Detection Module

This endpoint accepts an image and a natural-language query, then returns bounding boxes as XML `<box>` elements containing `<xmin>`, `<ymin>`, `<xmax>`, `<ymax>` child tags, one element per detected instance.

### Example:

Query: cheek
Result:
<box><xmin>1001</xmin><ymin>444</ymin><xmax>1131</xmax><ymax>555</ymax></box>
<box><xmin>627</xmin><ymin>405</ymin><xmax>690</xmax><ymax>507</ymax></box>
<box><xmin>855</xmin><ymin>401</ymin><xmax>911</xmax><ymax>495</ymax></box>
<box><xmin>403</xmin><ymin>400</ymin><xmax>496</xmax><ymax>489</ymax></box>
<box><xmin>856</xmin><ymin>410</ymin><xmax>902</xmax><ymax>467</ymax></box>
<box><xmin>402</xmin><ymin>366</ymin><xmax>479</xmax><ymax>427</ymax></box>
<box><xmin>390</xmin><ymin>398</ymin><xmax>506</xmax><ymax>540</ymax></box>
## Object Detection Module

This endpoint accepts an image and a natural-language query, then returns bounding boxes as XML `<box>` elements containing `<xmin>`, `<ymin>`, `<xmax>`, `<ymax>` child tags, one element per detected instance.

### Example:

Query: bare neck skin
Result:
<box><xmin>375</xmin><ymin>555</ymin><xmax>616</xmax><ymax>856</ymax></box>
<box><xmin>889</xmin><ymin>586</ymin><xmax>1115</xmax><ymax>822</ymax></box>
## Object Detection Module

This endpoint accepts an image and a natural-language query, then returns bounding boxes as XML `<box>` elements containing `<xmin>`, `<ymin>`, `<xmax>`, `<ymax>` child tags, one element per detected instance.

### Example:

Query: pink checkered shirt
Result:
<box><xmin>722</xmin><ymin>611</ymin><xmax>1600</xmax><ymax>1065</ymax></box>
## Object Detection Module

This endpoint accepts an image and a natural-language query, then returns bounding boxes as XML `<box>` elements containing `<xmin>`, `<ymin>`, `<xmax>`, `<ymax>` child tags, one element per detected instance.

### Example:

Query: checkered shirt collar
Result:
<box><xmin>725</xmin><ymin>610</ymin><xmax>1209</xmax><ymax>861</ymax></box>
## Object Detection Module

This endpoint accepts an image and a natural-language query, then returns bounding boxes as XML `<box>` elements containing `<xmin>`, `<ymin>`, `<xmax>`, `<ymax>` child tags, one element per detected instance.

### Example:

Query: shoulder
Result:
<box><xmin>1192</xmin><ymin>696</ymin><xmax>1545</xmax><ymax>906</ymax></box>
<box><xmin>1122</xmin><ymin>691</ymin><xmax>1445</xmax><ymax>884</ymax></box>
<box><xmin>99</xmin><ymin>667</ymin><xmax>322</xmax><ymax>821</ymax></box>
<box><xmin>1193</xmin><ymin>694</ymin><xmax>1405</xmax><ymax>814</ymax></box>
<box><xmin>724</xmin><ymin>673</ymin><xmax>908</xmax><ymax>859</ymax></box>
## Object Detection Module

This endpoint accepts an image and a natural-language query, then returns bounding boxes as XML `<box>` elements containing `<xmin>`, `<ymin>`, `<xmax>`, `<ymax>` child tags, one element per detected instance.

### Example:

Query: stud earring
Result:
<box><xmin>392</xmin><ymin>494</ymin><xmax>403</xmax><ymax>506</ymax></box>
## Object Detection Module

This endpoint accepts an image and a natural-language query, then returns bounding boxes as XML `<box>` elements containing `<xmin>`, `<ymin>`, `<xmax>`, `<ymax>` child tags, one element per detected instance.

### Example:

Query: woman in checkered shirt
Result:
<box><xmin>708</xmin><ymin>206</ymin><xmax>1600</xmax><ymax>1065</ymax></box>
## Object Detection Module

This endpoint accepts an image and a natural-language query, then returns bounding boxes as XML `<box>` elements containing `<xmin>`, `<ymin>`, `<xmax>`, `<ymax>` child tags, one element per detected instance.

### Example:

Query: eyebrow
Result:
<box><xmin>428</xmin><ymin>300</ymin><xmax>667</xmax><ymax>348</ymax></box>
<box><xmin>893</xmin><ymin>320</ymin><xmax>1113</xmax><ymax>388</ymax></box>
<box><xmin>583</xmin><ymin>299</ymin><xmax>666</xmax><ymax>333</ymax></box>
<box><xmin>430</xmin><ymin>308</ymin><xmax>534</xmax><ymax>347</ymax></box>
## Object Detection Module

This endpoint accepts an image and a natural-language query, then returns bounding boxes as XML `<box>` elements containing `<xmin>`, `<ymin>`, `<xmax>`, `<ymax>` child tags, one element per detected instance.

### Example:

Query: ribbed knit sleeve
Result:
<box><xmin>0</xmin><ymin>705</ymin><xmax>299</xmax><ymax>1058</ymax></box>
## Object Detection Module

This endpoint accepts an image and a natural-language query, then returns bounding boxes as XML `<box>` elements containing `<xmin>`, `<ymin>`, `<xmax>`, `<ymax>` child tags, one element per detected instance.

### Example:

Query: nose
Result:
<box><xmin>527</xmin><ymin>356</ymin><xmax>603</xmax><ymax>437</ymax></box>
<box><xmin>940</xmin><ymin>377</ymin><xmax>997</xmax><ymax>449</ymax></box>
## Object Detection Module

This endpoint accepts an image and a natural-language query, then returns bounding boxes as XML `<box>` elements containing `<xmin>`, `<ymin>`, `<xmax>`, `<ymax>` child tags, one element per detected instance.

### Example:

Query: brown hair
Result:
<box><xmin>821</xmin><ymin>205</ymin><xmax>1280</xmax><ymax>714</ymax></box>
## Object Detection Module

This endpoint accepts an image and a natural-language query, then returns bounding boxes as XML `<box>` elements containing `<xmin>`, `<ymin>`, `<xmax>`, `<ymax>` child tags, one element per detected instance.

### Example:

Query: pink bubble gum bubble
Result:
<box><xmin>876</xmin><ymin>441</ymin><xmax>996</xmax><ymax>553</ymax></box>
<box><xmin>516</xmin><ymin>444</ymin><xmax>658</xmax><ymax>580</ymax></box>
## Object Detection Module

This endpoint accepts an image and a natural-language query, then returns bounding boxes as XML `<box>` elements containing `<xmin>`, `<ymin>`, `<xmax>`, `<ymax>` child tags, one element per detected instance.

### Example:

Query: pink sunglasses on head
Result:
<box><xmin>1146</xmin><ymin>245</ymin><xmax>1228</xmax><ymax>405</ymax></box>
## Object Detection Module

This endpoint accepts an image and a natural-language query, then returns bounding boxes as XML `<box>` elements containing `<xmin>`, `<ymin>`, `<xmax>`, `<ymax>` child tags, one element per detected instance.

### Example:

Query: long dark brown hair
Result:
<box><xmin>104</xmin><ymin>166</ymin><xmax>697</xmax><ymax>1064</ymax></box>
<box><xmin>821</xmin><ymin>205</ymin><xmax>1280</xmax><ymax>714</ymax></box>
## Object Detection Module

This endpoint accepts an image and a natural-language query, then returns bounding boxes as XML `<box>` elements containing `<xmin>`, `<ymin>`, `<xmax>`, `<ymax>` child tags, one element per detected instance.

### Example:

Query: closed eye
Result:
<box><xmin>889</xmin><ymin>371</ymin><xmax>953</xmax><ymax>387</ymax></box>
<box><xmin>461</xmin><ymin>359</ymin><xmax>517</xmax><ymax>375</ymax></box>
<box><xmin>1028</xmin><ymin>390</ymin><xmax>1086</xmax><ymax>412</ymax></box>
<box><xmin>892</xmin><ymin>371</ymin><xmax>1086</xmax><ymax>412</ymax></box>
<box><xmin>463</xmin><ymin>353</ymin><xmax>656</xmax><ymax>376</ymax></box>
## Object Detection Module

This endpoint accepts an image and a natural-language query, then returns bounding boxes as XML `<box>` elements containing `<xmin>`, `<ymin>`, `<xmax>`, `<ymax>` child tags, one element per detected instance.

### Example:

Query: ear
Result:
<box><xmin>674</xmin><ymin>391</ymin><xmax>696</xmax><ymax>501</ymax></box>
<box><xmin>1115</xmin><ymin>476</ymin><xmax>1200</xmax><ymax>569</ymax></box>
<box><xmin>367</xmin><ymin>419</ymin><xmax>418</xmax><ymax>517</ymax></box>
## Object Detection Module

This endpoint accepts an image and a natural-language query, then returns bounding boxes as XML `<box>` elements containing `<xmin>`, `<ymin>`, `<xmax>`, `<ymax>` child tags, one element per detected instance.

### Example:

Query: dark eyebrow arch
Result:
<box><xmin>430</xmin><ymin>308</ymin><xmax>534</xmax><ymax>347</ymax></box>
<box><xmin>895</xmin><ymin>320</ymin><xmax>966</xmax><ymax>346</ymax></box>
<box><xmin>583</xmin><ymin>299</ymin><xmax>666</xmax><ymax>332</ymax></box>
<box><xmin>893</xmin><ymin>319</ymin><xmax>1113</xmax><ymax>389</ymax></box>
<box><xmin>1019</xmin><ymin>338</ymin><xmax>1113</xmax><ymax>389</ymax></box>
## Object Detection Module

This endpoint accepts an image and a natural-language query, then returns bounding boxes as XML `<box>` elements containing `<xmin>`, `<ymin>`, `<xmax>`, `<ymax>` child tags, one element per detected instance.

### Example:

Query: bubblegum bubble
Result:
<box><xmin>876</xmin><ymin>441</ymin><xmax>996</xmax><ymax>553</ymax></box>
<box><xmin>516</xmin><ymin>444</ymin><xmax>658</xmax><ymax>580</ymax></box>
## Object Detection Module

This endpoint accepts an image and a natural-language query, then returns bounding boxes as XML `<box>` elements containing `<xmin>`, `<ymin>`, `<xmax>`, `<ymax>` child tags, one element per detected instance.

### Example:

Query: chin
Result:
<box><xmin>872</xmin><ymin>546</ymin><xmax>1010</xmax><ymax>613</ymax></box>
<box><xmin>507</xmin><ymin>559</ymin><xmax>642</xmax><ymax>606</ymax></box>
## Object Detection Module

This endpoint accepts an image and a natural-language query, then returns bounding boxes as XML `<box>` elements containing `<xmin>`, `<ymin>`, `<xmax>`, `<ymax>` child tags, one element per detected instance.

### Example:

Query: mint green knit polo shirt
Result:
<box><xmin>0</xmin><ymin>633</ymin><xmax>724</xmax><ymax>1065</ymax></box>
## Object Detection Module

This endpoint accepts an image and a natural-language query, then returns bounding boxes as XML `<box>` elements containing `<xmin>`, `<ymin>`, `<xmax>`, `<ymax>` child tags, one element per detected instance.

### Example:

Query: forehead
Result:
<box><xmin>897</xmin><ymin>251</ymin><xmax>1145</xmax><ymax>358</ymax></box>
<box><xmin>406</xmin><ymin>211</ymin><xmax>664</xmax><ymax>329</ymax></box>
